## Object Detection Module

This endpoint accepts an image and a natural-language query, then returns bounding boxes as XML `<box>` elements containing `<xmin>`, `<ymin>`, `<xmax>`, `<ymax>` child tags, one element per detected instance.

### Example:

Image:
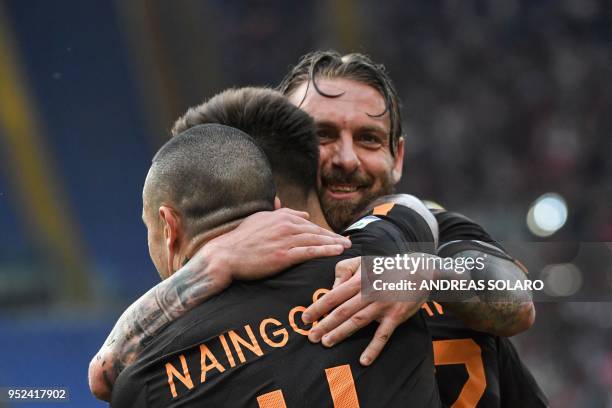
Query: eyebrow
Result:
<box><xmin>358</xmin><ymin>125</ymin><xmax>388</xmax><ymax>135</ymax></box>
<box><xmin>315</xmin><ymin>120</ymin><xmax>338</xmax><ymax>129</ymax></box>
<box><xmin>315</xmin><ymin>120</ymin><xmax>388</xmax><ymax>135</ymax></box>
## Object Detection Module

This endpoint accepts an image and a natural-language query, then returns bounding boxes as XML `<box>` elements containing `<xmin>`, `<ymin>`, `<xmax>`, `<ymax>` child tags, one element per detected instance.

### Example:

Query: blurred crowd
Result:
<box><xmin>371</xmin><ymin>0</ymin><xmax>612</xmax><ymax>243</ymax></box>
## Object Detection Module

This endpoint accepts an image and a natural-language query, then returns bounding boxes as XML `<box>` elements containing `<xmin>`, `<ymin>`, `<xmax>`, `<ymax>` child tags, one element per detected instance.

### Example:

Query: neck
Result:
<box><xmin>171</xmin><ymin>192</ymin><xmax>333</xmax><ymax>274</ymax></box>
<box><xmin>279</xmin><ymin>188</ymin><xmax>331</xmax><ymax>231</ymax></box>
<box><xmin>178</xmin><ymin>219</ymin><xmax>243</xmax><ymax>268</ymax></box>
<box><xmin>304</xmin><ymin>193</ymin><xmax>332</xmax><ymax>230</ymax></box>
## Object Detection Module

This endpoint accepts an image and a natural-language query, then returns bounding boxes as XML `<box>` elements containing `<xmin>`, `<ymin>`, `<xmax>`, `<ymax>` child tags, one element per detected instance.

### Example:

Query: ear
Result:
<box><xmin>158</xmin><ymin>205</ymin><xmax>182</xmax><ymax>275</ymax></box>
<box><xmin>391</xmin><ymin>137</ymin><xmax>405</xmax><ymax>184</ymax></box>
<box><xmin>274</xmin><ymin>196</ymin><xmax>282</xmax><ymax>210</ymax></box>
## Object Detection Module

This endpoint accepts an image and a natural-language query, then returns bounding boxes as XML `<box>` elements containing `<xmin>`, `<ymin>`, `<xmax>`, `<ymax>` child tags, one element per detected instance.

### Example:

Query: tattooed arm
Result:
<box><xmin>88</xmin><ymin>250</ymin><xmax>221</xmax><ymax>401</ymax></box>
<box><xmin>430</xmin><ymin>209</ymin><xmax>535</xmax><ymax>336</ymax></box>
<box><xmin>436</xmin><ymin>249</ymin><xmax>535</xmax><ymax>337</ymax></box>
<box><xmin>88</xmin><ymin>208</ymin><xmax>351</xmax><ymax>401</ymax></box>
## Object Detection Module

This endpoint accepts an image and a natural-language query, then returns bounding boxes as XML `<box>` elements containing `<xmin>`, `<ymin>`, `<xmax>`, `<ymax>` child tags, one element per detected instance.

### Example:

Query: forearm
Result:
<box><xmin>88</xmin><ymin>252</ymin><xmax>225</xmax><ymax>401</ymax></box>
<box><xmin>436</xmin><ymin>250</ymin><xmax>535</xmax><ymax>336</ymax></box>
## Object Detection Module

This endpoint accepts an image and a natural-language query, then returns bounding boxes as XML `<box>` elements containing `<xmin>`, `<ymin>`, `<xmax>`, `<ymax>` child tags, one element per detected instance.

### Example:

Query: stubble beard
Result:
<box><xmin>319</xmin><ymin>169</ymin><xmax>395</xmax><ymax>232</ymax></box>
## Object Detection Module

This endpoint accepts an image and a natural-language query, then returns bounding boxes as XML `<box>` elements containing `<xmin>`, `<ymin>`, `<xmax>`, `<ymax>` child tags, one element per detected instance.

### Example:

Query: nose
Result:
<box><xmin>331</xmin><ymin>132</ymin><xmax>360</xmax><ymax>173</ymax></box>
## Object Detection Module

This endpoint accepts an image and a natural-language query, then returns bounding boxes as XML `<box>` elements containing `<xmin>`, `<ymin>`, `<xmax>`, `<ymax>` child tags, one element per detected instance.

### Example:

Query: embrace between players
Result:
<box><xmin>89</xmin><ymin>51</ymin><xmax>548</xmax><ymax>407</ymax></box>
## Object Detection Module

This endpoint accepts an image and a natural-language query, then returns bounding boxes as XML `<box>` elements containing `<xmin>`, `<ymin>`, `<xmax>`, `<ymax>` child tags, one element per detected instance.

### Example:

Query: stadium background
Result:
<box><xmin>0</xmin><ymin>0</ymin><xmax>610</xmax><ymax>406</ymax></box>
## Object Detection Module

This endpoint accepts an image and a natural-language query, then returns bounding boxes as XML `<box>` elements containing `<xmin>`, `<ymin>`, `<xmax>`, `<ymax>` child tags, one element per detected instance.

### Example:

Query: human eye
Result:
<box><xmin>356</xmin><ymin>132</ymin><xmax>383</xmax><ymax>149</ymax></box>
<box><xmin>316</xmin><ymin>127</ymin><xmax>337</xmax><ymax>144</ymax></box>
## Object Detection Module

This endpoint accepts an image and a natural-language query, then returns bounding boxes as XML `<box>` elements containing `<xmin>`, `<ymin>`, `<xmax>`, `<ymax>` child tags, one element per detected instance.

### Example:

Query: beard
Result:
<box><xmin>318</xmin><ymin>167</ymin><xmax>395</xmax><ymax>232</ymax></box>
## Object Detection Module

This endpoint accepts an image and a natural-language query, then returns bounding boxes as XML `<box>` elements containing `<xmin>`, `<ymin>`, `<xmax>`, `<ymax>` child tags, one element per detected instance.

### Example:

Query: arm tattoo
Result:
<box><xmin>438</xmin><ymin>250</ymin><xmax>533</xmax><ymax>335</ymax></box>
<box><xmin>95</xmin><ymin>258</ymin><xmax>215</xmax><ymax>389</ymax></box>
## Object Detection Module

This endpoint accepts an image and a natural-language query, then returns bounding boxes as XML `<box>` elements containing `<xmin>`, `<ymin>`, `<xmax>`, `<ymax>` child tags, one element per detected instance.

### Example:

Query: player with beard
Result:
<box><xmin>279</xmin><ymin>51</ymin><xmax>547</xmax><ymax>407</ymax></box>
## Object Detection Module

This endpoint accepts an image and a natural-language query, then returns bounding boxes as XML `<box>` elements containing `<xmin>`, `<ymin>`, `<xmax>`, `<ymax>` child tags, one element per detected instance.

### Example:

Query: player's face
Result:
<box><xmin>288</xmin><ymin>78</ymin><xmax>405</xmax><ymax>231</ymax></box>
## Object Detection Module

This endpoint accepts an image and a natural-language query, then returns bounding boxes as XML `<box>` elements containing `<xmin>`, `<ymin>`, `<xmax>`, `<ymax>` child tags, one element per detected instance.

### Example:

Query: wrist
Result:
<box><xmin>198</xmin><ymin>241</ymin><xmax>234</xmax><ymax>292</ymax></box>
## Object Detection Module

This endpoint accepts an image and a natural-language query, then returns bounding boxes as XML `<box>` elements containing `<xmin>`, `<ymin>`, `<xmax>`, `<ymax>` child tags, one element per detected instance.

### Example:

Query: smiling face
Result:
<box><xmin>288</xmin><ymin>78</ymin><xmax>405</xmax><ymax>231</ymax></box>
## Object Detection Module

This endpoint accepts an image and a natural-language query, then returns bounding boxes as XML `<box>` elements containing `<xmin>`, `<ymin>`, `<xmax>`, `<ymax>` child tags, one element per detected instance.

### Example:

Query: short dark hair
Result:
<box><xmin>278</xmin><ymin>50</ymin><xmax>402</xmax><ymax>156</ymax></box>
<box><xmin>145</xmin><ymin>124</ymin><xmax>275</xmax><ymax>236</ymax></box>
<box><xmin>172</xmin><ymin>87</ymin><xmax>318</xmax><ymax>196</ymax></box>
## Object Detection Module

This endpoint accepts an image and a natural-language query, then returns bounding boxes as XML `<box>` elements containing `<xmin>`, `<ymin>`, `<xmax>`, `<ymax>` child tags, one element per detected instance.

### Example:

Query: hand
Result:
<box><xmin>201</xmin><ymin>208</ymin><xmax>351</xmax><ymax>284</ymax></box>
<box><xmin>302</xmin><ymin>256</ymin><xmax>431</xmax><ymax>366</ymax></box>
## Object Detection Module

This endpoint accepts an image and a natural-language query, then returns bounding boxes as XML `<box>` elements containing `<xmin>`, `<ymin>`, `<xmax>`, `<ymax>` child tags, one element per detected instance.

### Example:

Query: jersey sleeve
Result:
<box><xmin>345</xmin><ymin>196</ymin><xmax>438</xmax><ymax>255</ymax></box>
<box><xmin>343</xmin><ymin>213</ymin><xmax>413</xmax><ymax>257</ymax></box>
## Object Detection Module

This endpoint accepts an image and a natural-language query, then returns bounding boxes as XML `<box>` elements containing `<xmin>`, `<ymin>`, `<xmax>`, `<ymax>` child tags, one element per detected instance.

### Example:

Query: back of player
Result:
<box><xmin>111</xmin><ymin>206</ymin><xmax>441</xmax><ymax>408</ymax></box>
